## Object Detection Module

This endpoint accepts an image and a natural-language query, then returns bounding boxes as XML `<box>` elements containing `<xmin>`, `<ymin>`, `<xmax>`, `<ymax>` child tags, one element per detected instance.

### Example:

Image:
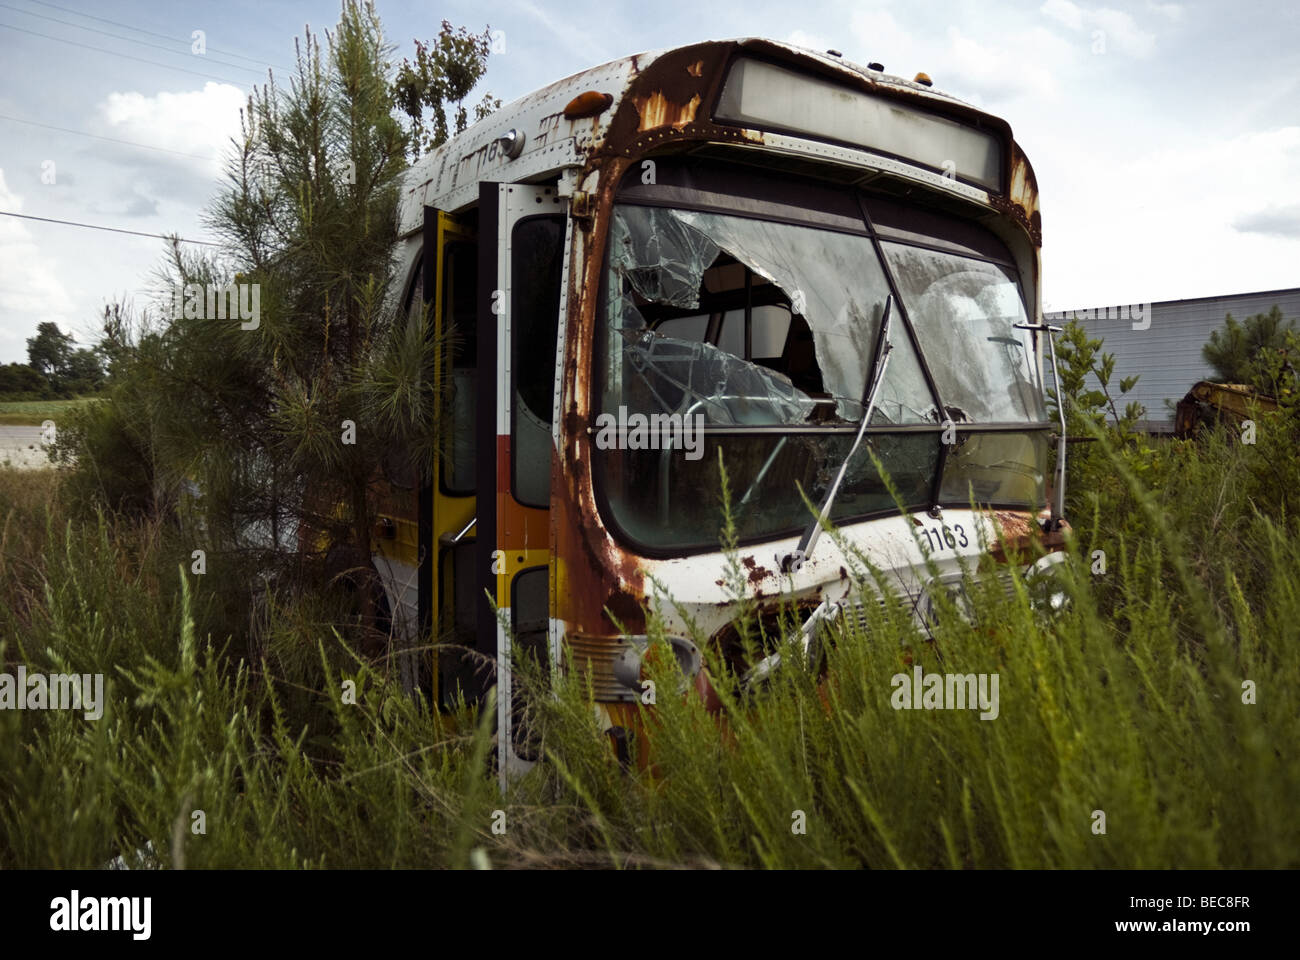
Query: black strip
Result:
<box><xmin>418</xmin><ymin>207</ymin><xmax>436</xmax><ymax>656</ymax></box>
<box><xmin>616</xmin><ymin>158</ymin><xmax>868</xmax><ymax>229</ymax></box>
<box><xmin>616</xmin><ymin>193</ymin><xmax>869</xmax><ymax>239</ymax></box>
<box><xmin>873</xmin><ymin>234</ymin><xmax>1017</xmax><ymax>270</ymax></box>
<box><xmin>475</xmin><ymin>183</ymin><xmax>500</xmax><ymax>700</ymax></box>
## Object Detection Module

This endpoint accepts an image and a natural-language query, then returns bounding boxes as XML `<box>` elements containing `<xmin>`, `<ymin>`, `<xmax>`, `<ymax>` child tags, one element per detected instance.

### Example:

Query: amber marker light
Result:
<box><xmin>563</xmin><ymin>91</ymin><xmax>613</xmax><ymax>119</ymax></box>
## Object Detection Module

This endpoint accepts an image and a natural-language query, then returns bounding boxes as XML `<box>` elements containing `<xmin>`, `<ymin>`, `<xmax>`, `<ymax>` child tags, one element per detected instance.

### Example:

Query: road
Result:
<box><xmin>0</xmin><ymin>425</ymin><xmax>54</xmax><ymax>469</ymax></box>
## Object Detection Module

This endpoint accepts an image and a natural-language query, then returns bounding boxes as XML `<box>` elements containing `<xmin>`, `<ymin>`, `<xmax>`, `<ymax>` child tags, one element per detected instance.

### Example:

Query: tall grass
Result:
<box><xmin>0</xmin><ymin>415</ymin><xmax>1297</xmax><ymax>868</ymax></box>
<box><xmin>512</xmin><ymin>429</ymin><xmax>1298</xmax><ymax>868</ymax></box>
<box><xmin>0</xmin><ymin>468</ymin><xmax>498</xmax><ymax>869</ymax></box>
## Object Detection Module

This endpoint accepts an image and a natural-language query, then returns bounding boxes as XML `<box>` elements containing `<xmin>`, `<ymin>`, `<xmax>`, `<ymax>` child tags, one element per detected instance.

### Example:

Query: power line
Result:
<box><xmin>0</xmin><ymin>2</ymin><xmax>269</xmax><ymax>75</ymax></box>
<box><xmin>0</xmin><ymin>209</ymin><xmax>220</xmax><ymax>246</ymax></box>
<box><xmin>21</xmin><ymin>0</ymin><xmax>290</xmax><ymax>71</ymax></box>
<box><xmin>0</xmin><ymin>112</ymin><xmax>219</xmax><ymax>162</ymax></box>
<box><xmin>0</xmin><ymin>20</ymin><xmax>252</xmax><ymax>85</ymax></box>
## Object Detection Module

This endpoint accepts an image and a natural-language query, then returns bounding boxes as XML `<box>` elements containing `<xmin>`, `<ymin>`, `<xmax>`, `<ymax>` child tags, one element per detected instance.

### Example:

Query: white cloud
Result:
<box><xmin>95</xmin><ymin>82</ymin><xmax>246</xmax><ymax>179</ymax></box>
<box><xmin>1042</xmin><ymin>0</ymin><xmax>1084</xmax><ymax>31</ymax></box>
<box><xmin>0</xmin><ymin>81</ymin><xmax>241</xmax><ymax>363</ymax></box>
<box><xmin>1044</xmin><ymin>126</ymin><xmax>1300</xmax><ymax>307</ymax></box>
<box><xmin>1233</xmin><ymin>203</ymin><xmax>1300</xmax><ymax>240</ymax></box>
<box><xmin>786</xmin><ymin>29</ymin><xmax>833</xmax><ymax>55</ymax></box>
<box><xmin>940</xmin><ymin>25</ymin><xmax>1070</xmax><ymax>104</ymax></box>
<box><xmin>1147</xmin><ymin>2</ymin><xmax>1184</xmax><ymax>22</ymax></box>
<box><xmin>847</xmin><ymin>8</ymin><xmax>915</xmax><ymax>67</ymax></box>
<box><xmin>1040</xmin><ymin>2</ymin><xmax>1158</xmax><ymax>58</ymax></box>
<box><xmin>512</xmin><ymin>0</ymin><xmax>612</xmax><ymax>68</ymax></box>
<box><xmin>0</xmin><ymin>167</ymin><xmax>77</xmax><ymax>357</ymax></box>
<box><xmin>1090</xmin><ymin>8</ymin><xmax>1156</xmax><ymax>58</ymax></box>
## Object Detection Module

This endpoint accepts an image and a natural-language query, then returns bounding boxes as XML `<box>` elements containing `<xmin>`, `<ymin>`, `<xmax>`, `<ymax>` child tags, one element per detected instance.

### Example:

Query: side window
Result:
<box><xmin>717</xmin><ymin>304</ymin><xmax>793</xmax><ymax>363</ymax></box>
<box><xmin>637</xmin><ymin>256</ymin><xmax>818</xmax><ymax>397</ymax></box>
<box><xmin>511</xmin><ymin>216</ymin><xmax>565</xmax><ymax>508</ymax></box>
<box><xmin>443</xmin><ymin>240</ymin><xmax>478</xmax><ymax>494</ymax></box>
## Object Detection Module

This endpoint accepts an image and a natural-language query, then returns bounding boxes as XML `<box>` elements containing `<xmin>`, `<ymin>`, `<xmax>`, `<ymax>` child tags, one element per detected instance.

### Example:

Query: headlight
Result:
<box><xmin>1024</xmin><ymin>552</ymin><xmax>1070</xmax><ymax>613</ymax></box>
<box><xmin>611</xmin><ymin>634</ymin><xmax>702</xmax><ymax>694</ymax></box>
<box><xmin>920</xmin><ymin>572</ymin><xmax>975</xmax><ymax>627</ymax></box>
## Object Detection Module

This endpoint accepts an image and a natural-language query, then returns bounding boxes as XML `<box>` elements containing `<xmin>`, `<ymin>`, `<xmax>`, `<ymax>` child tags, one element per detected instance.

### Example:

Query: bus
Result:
<box><xmin>368</xmin><ymin>37</ymin><xmax>1070</xmax><ymax>782</ymax></box>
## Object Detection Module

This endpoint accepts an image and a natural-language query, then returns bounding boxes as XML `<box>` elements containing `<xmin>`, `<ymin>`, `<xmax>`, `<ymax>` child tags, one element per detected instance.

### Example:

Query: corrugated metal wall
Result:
<box><xmin>1048</xmin><ymin>287</ymin><xmax>1300</xmax><ymax>432</ymax></box>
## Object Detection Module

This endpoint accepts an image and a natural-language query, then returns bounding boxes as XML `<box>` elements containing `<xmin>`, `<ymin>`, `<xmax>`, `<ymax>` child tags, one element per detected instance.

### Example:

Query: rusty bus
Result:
<box><xmin>368</xmin><ymin>38</ymin><xmax>1070</xmax><ymax>781</ymax></box>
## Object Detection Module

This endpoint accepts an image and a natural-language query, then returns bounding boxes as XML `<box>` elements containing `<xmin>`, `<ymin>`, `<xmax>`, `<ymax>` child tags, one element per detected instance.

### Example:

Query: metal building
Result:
<box><xmin>1047</xmin><ymin>286</ymin><xmax>1300</xmax><ymax>432</ymax></box>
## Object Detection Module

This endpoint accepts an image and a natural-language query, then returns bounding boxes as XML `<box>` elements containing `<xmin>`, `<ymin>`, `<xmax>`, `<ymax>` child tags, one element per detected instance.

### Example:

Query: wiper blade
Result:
<box><xmin>780</xmin><ymin>295</ymin><xmax>894</xmax><ymax>574</ymax></box>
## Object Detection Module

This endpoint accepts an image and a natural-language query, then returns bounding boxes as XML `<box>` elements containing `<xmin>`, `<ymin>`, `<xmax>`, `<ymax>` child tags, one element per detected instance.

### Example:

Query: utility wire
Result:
<box><xmin>21</xmin><ymin>0</ymin><xmax>290</xmax><ymax>70</ymax></box>
<box><xmin>0</xmin><ymin>112</ymin><xmax>219</xmax><ymax>161</ymax></box>
<box><xmin>0</xmin><ymin>209</ymin><xmax>220</xmax><ymax>246</ymax></box>
<box><xmin>0</xmin><ymin>20</ymin><xmax>252</xmax><ymax>85</ymax></box>
<box><xmin>0</xmin><ymin>2</ymin><xmax>269</xmax><ymax>75</ymax></box>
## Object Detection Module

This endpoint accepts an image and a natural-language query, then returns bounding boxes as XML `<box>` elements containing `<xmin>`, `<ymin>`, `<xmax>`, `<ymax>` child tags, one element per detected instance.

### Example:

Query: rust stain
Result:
<box><xmin>996</xmin><ymin>141</ymin><xmax>1042</xmax><ymax>247</ymax></box>
<box><xmin>633</xmin><ymin>91</ymin><xmax>701</xmax><ymax>131</ymax></box>
<box><xmin>993</xmin><ymin>509</ymin><xmax>1035</xmax><ymax>541</ymax></box>
<box><xmin>552</xmin><ymin>149</ymin><xmax>643</xmax><ymax>643</ymax></box>
<box><xmin>987</xmin><ymin>509</ymin><xmax>1067</xmax><ymax>564</ymax></box>
<box><xmin>740</xmin><ymin>553</ymin><xmax>773</xmax><ymax>586</ymax></box>
<box><xmin>602</xmin><ymin>42</ymin><xmax>730</xmax><ymax>153</ymax></box>
<box><xmin>604</xmin><ymin>589</ymin><xmax>643</xmax><ymax>627</ymax></box>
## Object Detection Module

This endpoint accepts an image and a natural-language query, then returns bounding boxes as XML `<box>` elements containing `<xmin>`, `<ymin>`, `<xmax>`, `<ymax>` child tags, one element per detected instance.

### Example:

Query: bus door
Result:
<box><xmin>421</xmin><ymin>208</ymin><xmax>478</xmax><ymax>710</ymax></box>
<box><xmin>477</xmin><ymin>182</ymin><xmax>569</xmax><ymax>787</ymax></box>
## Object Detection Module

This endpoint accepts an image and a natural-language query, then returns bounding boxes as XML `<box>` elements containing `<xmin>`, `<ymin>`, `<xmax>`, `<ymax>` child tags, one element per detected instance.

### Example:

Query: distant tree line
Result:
<box><xmin>0</xmin><ymin>321</ymin><xmax>106</xmax><ymax>399</ymax></box>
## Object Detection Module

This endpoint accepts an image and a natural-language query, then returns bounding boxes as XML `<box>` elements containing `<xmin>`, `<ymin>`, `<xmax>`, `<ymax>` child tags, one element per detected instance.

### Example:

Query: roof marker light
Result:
<box><xmin>495</xmin><ymin>128</ymin><xmax>525</xmax><ymax>160</ymax></box>
<box><xmin>563</xmin><ymin>91</ymin><xmax>613</xmax><ymax>119</ymax></box>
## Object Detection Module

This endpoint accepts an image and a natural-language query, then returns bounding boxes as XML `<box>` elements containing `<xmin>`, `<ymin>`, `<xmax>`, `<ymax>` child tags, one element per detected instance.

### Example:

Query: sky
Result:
<box><xmin>0</xmin><ymin>0</ymin><xmax>1297</xmax><ymax>364</ymax></box>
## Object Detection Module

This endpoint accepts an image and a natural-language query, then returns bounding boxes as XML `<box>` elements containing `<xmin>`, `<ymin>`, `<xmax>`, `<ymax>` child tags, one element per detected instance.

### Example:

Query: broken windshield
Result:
<box><xmin>882</xmin><ymin>243</ymin><xmax>1046</xmax><ymax>423</ymax></box>
<box><xmin>596</xmin><ymin>202</ymin><xmax>1047</xmax><ymax>553</ymax></box>
<box><xmin>604</xmin><ymin>204</ymin><xmax>938</xmax><ymax>425</ymax></box>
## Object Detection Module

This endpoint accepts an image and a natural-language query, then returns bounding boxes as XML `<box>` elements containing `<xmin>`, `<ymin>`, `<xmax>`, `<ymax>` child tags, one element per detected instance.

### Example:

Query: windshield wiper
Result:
<box><xmin>780</xmin><ymin>295</ymin><xmax>894</xmax><ymax>574</ymax></box>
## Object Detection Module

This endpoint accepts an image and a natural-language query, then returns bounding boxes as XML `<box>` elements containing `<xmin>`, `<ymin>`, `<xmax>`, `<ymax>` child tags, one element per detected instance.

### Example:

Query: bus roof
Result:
<box><xmin>398</xmin><ymin>38</ymin><xmax>1039</xmax><ymax>245</ymax></box>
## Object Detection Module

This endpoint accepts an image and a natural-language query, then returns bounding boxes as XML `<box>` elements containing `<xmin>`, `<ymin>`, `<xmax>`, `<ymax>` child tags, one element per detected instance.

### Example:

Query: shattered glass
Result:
<box><xmin>596</xmin><ymin>202</ymin><xmax>1047</xmax><ymax>552</ymax></box>
<box><xmin>605</xmin><ymin>205</ymin><xmax>937</xmax><ymax>424</ymax></box>
<box><xmin>882</xmin><ymin>243</ymin><xmax>1046</xmax><ymax>423</ymax></box>
<box><xmin>622</xmin><ymin>330</ymin><xmax>819</xmax><ymax>425</ymax></box>
<box><xmin>609</xmin><ymin>205</ymin><xmax>720</xmax><ymax>310</ymax></box>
